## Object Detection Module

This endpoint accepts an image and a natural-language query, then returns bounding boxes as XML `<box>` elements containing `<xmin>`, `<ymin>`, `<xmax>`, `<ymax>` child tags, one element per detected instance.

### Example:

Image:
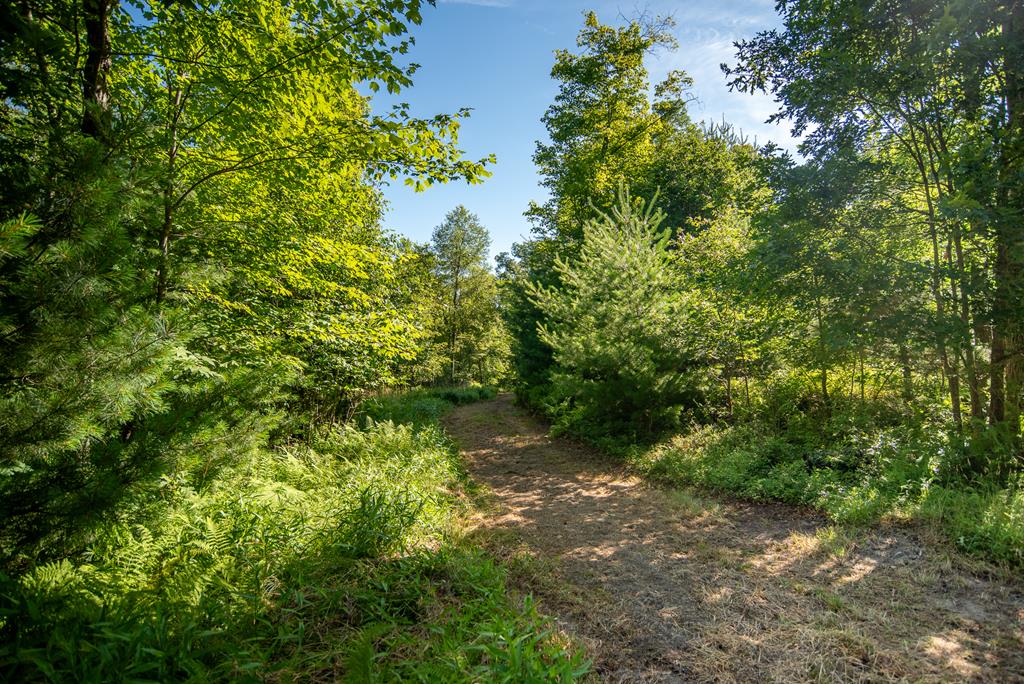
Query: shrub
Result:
<box><xmin>916</xmin><ymin>484</ymin><xmax>1024</xmax><ymax>567</ymax></box>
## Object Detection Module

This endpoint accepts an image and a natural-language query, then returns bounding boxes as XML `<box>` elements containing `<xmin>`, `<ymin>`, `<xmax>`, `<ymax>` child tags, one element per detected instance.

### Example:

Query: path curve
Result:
<box><xmin>445</xmin><ymin>395</ymin><xmax>1024</xmax><ymax>683</ymax></box>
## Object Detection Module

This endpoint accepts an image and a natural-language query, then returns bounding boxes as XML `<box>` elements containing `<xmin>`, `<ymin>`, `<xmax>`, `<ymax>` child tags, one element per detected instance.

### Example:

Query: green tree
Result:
<box><xmin>0</xmin><ymin>0</ymin><xmax>493</xmax><ymax>560</ymax></box>
<box><xmin>496</xmin><ymin>240</ymin><xmax>557</xmax><ymax>393</ymax></box>
<box><xmin>505</xmin><ymin>12</ymin><xmax>767</xmax><ymax>403</ymax></box>
<box><xmin>528</xmin><ymin>11</ymin><xmax>687</xmax><ymax>242</ymax></box>
<box><xmin>726</xmin><ymin>0</ymin><xmax>1024</xmax><ymax>443</ymax></box>
<box><xmin>0</xmin><ymin>1</ymin><xmax>188</xmax><ymax>557</ymax></box>
<box><xmin>744</xmin><ymin>152</ymin><xmax>932</xmax><ymax>410</ymax></box>
<box><xmin>504</xmin><ymin>12</ymin><xmax>693</xmax><ymax>401</ymax></box>
<box><xmin>428</xmin><ymin>206</ymin><xmax>506</xmax><ymax>385</ymax></box>
<box><xmin>528</xmin><ymin>190</ymin><xmax>707</xmax><ymax>434</ymax></box>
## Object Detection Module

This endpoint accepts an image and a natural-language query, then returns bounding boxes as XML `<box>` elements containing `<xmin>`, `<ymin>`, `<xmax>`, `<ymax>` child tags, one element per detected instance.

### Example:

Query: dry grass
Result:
<box><xmin>445</xmin><ymin>395</ymin><xmax>1024</xmax><ymax>683</ymax></box>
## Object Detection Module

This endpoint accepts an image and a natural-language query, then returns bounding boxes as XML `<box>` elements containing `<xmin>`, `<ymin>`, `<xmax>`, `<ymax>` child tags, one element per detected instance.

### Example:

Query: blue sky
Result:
<box><xmin>376</xmin><ymin>0</ymin><xmax>797</xmax><ymax>262</ymax></box>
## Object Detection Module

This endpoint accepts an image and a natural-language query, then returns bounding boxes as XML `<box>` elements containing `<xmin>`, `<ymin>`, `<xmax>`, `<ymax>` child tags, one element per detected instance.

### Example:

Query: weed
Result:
<box><xmin>815</xmin><ymin>588</ymin><xmax>848</xmax><ymax>613</ymax></box>
<box><xmin>816</xmin><ymin>526</ymin><xmax>855</xmax><ymax>559</ymax></box>
<box><xmin>665</xmin><ymin>488</ymin><xmax>720</xmax><ymax>519</ymax></box>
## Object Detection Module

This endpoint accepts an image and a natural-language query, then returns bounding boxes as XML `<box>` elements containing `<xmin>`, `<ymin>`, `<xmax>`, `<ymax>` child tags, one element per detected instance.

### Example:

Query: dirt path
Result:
<box><xmin>444</xmin><ymin>395</ymin><xmax>1024</xmax><ymax>683</ymax></box>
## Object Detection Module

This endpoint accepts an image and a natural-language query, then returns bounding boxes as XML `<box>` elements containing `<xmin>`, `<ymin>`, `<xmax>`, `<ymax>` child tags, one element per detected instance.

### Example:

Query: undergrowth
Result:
<box><xmin>630</xmin><ymin>421</ymin><xmax>1024</xmax><ymax>569</ymax></box>
<box><xmin>360</xmin><ymin>385</ymin><xmax>498</xmax><ymax>427</ymax></box>
<box><xmin>0</xmin><ymin>387</ymin><xmax>587</xmax><ymax>682</ymax></box>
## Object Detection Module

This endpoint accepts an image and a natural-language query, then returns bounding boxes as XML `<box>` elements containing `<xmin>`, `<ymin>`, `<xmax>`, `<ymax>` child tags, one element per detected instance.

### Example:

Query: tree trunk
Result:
<box><xmin>814</xmin><ymin>287</ymin><xmax>829</xmax><ymax>406</ymax></box>
<box><xmin>155</xmin><ymin>83</ymin><xmax>183</xmax><ymax>304</ymax></box>
<box><xmin>991</xmin><ymin>0</ymin><xmax>1024</xmax><ymax>440</ymax></box>
<box><xmin>860</xmin><ymin>351</ymin><xmax>866</xmax><ymax>405</ymax></box>
<box><xmin>724</xmin><ymin>360</ymin><xmax>733</xmax><ymax>419</ymax></box>
<box><xmin>81</xmin><ymin>0</ymin><xmax>115</xmax><ymax>140</ymax></box>
<box><xmin>917</xmin><ymin>172</ymin><xmax>962</xmax><ymax>429</ymax></box>
<box><xmin>952</xmin><ymin>229</ymin><xmax>984</xmax><ymax>421</ymax></box>
<box><xmin>449</xmin><ymin>252</ymin><xmax>461</xmax><ymax>385</ymax></box>
<box><xmin>741</xmin><ymin>350</ymin><xmax>751</xmax><ymax>410</ymax></box>
<box><xmin>899</xmin><ymin>343</ymin><xmax>914</xmax><ymax>405</ymax></box>
<box><xmin>1007</xmin><ymin>336</ymin><xmax>1023</xmax><ymax>433</ymax></box>
<box><xmin>1006</xmin><ymin>1</ymin><xmax>1024</xmax><ymax>437</ymax></box>
<box><xmin>990</xmin><ymin>252</ymin><xmax>1009</xmax><ymax>425</ymax></box>
<box><xmin>901</xmin><ymin>117</ymin><xmax>961</xmax><ymax>430</ymax></box>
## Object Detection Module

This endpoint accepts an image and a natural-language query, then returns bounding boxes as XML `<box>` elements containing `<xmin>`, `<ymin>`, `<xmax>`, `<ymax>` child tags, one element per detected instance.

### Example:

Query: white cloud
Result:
<box><xmin>643</xmin><ymin>1</ymin><xmax>803</xmax><ymax>153</ymax></box>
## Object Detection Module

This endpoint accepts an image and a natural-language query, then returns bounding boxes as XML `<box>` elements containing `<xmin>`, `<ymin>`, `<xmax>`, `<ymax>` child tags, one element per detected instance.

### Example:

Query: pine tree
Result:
<box><xmin>528</xmin><ymin>189</ymin><xmax>707</xmax><ymax>434</ymax></box>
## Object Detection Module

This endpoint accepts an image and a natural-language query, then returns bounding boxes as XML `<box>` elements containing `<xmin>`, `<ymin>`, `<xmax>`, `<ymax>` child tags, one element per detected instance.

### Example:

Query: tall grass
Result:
<box><xmin>0</xmin><ymin>388</ymin><xmax>587</xmax><ymax>681</ymax></box>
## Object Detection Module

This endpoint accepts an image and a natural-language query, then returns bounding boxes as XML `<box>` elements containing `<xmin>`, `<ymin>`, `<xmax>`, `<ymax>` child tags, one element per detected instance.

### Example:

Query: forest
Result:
<box><xmin>0</xmin><ymin>0</ymin><xmax>1022</xmax><ymax>681</ymax></box>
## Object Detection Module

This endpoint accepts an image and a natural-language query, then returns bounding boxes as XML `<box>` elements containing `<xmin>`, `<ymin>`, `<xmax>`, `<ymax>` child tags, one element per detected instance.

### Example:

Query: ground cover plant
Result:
<box><xmin>630</xmin><ymin>408</ymin><xmax>1024</xmax><ymax>568</ymax></box>
<box><xmin>0</xmin><ymin>390</ymin><xmax>587</xmax><ymax>681</ymax></box>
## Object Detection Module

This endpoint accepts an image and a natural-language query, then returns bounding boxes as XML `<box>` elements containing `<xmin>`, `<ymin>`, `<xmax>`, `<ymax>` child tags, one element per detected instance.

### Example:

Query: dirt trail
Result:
<box><xmin>444</xmin><ymin>395</ymin><xmax>1024</xmax><ymax>683</ymax></box>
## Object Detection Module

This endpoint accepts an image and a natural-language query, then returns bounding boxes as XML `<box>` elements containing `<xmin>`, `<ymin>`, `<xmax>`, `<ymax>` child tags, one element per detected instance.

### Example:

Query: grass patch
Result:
<box><xmin>664</xmin><ymin>488</ymin><xmax>721</xmax><ymax>520</ymax></box>
<box><xmin>815</xmin><ymin>526</ymin><xmax>856</xmax><ymax>560</ymax></box>
<box><xmin>815</xmin><ymin>588</ymin><xmax>848</xmax><ymax>613</ymax></box>
<box><xmin>360</xmin><ymin>385</ymin><xmax>498</xmax><ymax>427</ymax></box>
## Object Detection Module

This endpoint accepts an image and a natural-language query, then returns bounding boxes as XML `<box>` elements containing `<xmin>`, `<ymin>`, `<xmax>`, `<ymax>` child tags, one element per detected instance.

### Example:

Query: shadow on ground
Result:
<box><xmin>446</xmin><ymin>395</ymin><xmax>1024</xmax><ymax>683</ymax></box>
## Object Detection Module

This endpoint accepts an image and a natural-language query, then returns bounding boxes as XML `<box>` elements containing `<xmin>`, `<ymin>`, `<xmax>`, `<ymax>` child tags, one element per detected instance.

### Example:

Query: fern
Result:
<box><xmin>342</xmin><ymin>622</ymin><xmax>393</xmax><ymax>683</ymax></box>
<box><xmin>1</xmin><ymin>398</ymin><xmax>586</xmax><ymax>682</ymax></box>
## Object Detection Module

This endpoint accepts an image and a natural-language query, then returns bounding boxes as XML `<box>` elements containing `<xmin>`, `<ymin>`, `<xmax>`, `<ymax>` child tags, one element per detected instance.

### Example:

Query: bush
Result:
<box><xmin>916</xmin><ymin>484</ymin><xmax>1024</xmax><ymax>567</ymax></box>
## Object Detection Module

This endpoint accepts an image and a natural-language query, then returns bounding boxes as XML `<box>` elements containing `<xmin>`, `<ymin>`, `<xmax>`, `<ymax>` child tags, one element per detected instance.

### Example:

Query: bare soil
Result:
<box><xmin>444</xmin><ymin>395</ymin><xmax>1024</xmax><ymax>683</ymax></box>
